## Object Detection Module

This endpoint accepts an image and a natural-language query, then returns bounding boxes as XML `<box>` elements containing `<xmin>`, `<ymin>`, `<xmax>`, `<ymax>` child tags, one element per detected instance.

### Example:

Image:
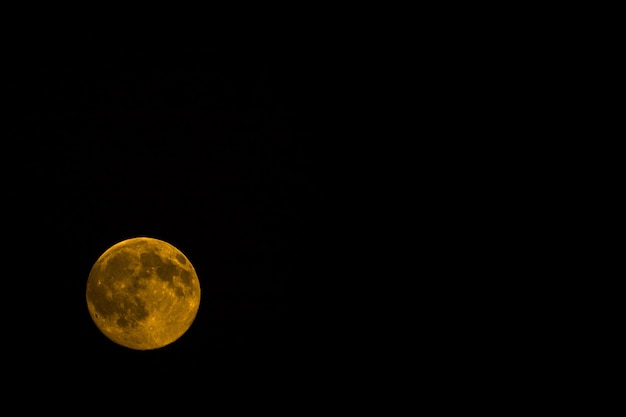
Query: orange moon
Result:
<box><xmin>86</xmin><ymin>237</ymin><xmax>201</xmax><ymax>350</ymax></box>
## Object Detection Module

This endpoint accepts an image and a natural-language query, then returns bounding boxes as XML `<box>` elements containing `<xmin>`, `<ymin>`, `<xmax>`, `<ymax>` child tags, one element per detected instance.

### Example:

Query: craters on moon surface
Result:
<box><xmin>86</xmin><ymin>237</ymin><xmax>201</xmax><ymax>350</ymax></box>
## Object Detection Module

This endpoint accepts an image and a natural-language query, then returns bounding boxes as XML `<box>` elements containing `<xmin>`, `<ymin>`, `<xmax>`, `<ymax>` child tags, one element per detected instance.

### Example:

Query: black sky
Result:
<box><xmin>4</xmin><ymin>56</ymin><xmax>332</xmax><ymax>383</ymax></box>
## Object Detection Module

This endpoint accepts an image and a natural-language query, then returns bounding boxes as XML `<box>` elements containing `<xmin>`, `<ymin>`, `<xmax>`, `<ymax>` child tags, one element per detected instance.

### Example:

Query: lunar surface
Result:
<box><xmin>86</xmin><ymin>237</ymin><xmax>201</xmax><ymax>350</ymax></box>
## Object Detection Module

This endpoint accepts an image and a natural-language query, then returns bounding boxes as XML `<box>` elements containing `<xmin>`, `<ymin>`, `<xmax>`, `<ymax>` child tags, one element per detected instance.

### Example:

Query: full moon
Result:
<box><xmin>86</xmin><ymin>237</ymin><xmax>201</xmax><ymax>350</ymax></box>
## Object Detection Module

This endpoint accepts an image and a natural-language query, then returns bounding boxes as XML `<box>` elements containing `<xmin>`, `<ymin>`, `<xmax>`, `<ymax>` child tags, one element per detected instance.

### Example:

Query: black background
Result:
<box><xmin>3</xmin><ymin>53</ymin><xmax>340</xmax><ymax>392</ymax></box>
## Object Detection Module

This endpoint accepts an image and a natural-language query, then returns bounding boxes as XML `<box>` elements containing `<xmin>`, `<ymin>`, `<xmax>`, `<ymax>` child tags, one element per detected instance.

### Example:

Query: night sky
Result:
<box><xmin>5</xmin><ymin>57</ymin><xmax>332</xmax><ymax>388</ymax></box>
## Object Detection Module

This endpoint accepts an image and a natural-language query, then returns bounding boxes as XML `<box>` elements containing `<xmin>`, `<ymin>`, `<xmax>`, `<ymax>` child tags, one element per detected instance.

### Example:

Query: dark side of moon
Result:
<box><xmin>86</xmin><ymin>238</ymin><xmax>201</xmax><ymax>350</ymax></box>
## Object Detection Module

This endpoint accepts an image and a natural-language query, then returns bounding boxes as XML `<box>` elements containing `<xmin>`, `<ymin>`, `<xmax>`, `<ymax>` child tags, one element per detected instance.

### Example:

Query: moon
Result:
<box><xmin>86</xmin><ymin>237</ymin><xmax>201</xmax><ymax>350</ymax></box>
